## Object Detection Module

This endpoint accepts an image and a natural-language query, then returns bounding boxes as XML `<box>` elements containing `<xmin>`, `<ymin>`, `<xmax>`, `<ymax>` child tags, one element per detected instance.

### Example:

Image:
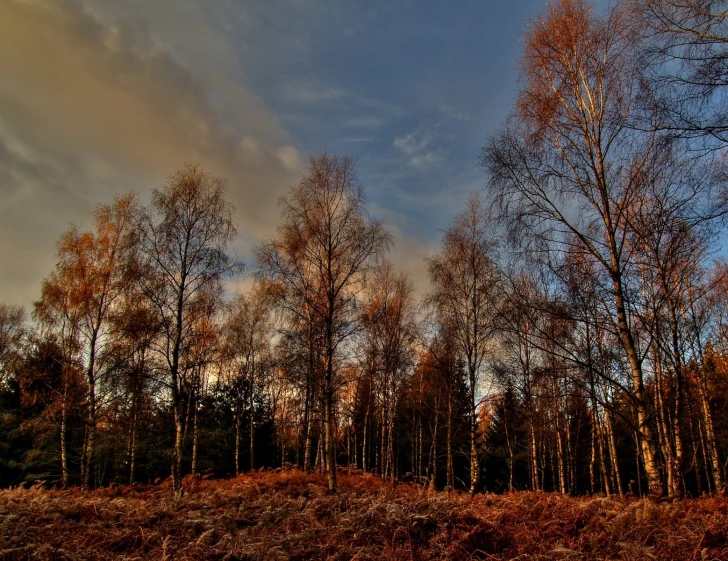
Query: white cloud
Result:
<box><xmin>393</xmin><ymin>126</ymin><xmax>443</xmax><ymax>169</ymax></box>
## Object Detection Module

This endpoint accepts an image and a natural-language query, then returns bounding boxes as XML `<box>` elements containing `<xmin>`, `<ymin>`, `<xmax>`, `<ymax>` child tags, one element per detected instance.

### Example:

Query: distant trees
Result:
<box><xmin>359</xmin><ymin>261</ymin><xmax>418</xmax><ymax>481</ymax></box>
<box><xmin>222</xmin><ymin>283</ymin><xmax>274</xmax><ymax>475</ymax></box>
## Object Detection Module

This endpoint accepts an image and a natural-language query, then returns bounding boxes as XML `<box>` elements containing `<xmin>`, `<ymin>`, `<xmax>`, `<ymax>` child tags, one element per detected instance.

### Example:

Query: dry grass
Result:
<box><xmin>1</xmin><ymin>469</ymin><xmax>727</xmax><ymax>560</ymax></box>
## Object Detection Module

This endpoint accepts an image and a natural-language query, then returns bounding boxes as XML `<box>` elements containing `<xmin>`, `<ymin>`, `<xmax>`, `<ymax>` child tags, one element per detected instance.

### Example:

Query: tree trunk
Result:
<box><xmin>129</xmin><ymin>395</ymin><xmax>138</xmax><ymax>485</ymax></box>
<box><xmin>324</xmin><ymin>307</ymin><xmax>337</xmax><ymax>492</ymax></box>
<box><xmin>447</xmin><ymin>390</ymin><xmax>454</xmax><ymax>490</ymax></box>
<box><xmin>609</xmin><ymin>248</ymin><xmax>662</xmax><ymax>494</ymax></box>
<box><xmin>363</xmin><ymin>395</ymin><xmax>370</xmax><ymax>473</ymax></box>
<box><xmin>430</xmin><ymin>392</ymin><xmax>440</xmax><ymax>490</ymax></box>
<box><xmin>554</xmin><ymin>384</ymin><xmax>567</xmax><ymax>495</ymax></box>
<box><xmin>60</xmin><ymin>375</ymin><xmax>69</xmax><ymax>487</ymax></box>
<box><xmin>81</xmin><ymin>334</ymin><xmax>98</xmax><ymax>490</ymax></box>
<box><xmin>528</xmin><ymin>412</ymin><xmax>539</xmax><ymax>491</ymax></box>
<box><xmin>605</xmin><ymin>408</ymin><xmax>623</xmax><ymax>497</ymax></box>
<box><xmin>235</xmin><ymin>412</ymin><xmax>241</xmax><ymax>477</ymax></box>
<box><xmin>172</xmin><ymin>403</ymin><xmax>184</xmax><ymax>497</ymax></box>
<box><xmin>697</xmin><ymin>370</ymin><xmax>723</xmax><ymax>491</ymax></box>
<box><xmin>191</xmin><ymin>400</ymin><xmax>199</xmax><ymax>475</ymax></box>
<box><xmin>590</xmin><ymin>407</ymin><xmax>597</xmax><ymax>495</ymax></box>
<box><xmin>598</xmin><ymin>421</ymin><xmax>612</xmax><ymax>496</ymax></box>
<box><xmin>501</xmin><ymin>398</ymin><xmax>514</xmax><ymax>492</ymax></box>
<box><xmin>249</xmin><ymin>395</ymin><xmax>255</xmax><ymax>473</ymax></box>
<box><xmin>303</xmin><ymin>316</ymin><xmax>314</xmax><ymax>471</ymax></box>
<box><xmin>469</xmin><ymin>369</ymin><xmax>479</xmax><ymax>494</ymax></box>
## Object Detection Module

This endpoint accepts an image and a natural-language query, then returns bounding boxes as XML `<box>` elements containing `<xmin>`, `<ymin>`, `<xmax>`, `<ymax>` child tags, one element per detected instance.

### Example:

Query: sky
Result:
<box><xmin>0</xmin><ymin>0</ymin><xmax>598</xmax><ymax>311</ymax></box>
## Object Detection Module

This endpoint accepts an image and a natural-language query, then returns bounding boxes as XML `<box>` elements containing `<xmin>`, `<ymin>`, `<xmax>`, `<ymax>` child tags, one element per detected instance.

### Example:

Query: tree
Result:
<box><xmin>137</xmin><ymin>164</ymin><xmax>239</xmax><ymax>497</ymax></box>
<box><xmin>359</xmin><ymin>261</ymin><xmax>418</xmax><ymax>480</ymax></box>
<box><xmin>427</xmin><ymin>194</ymin><xmax>501</xmax><ymax>493</ymax></box>
<box><xmin>34</xmin><ymin>194</ymin><xmax>138</xmax><ymax>489</ymax></box>
<box><xmin>107</xmin><ymin>290</ymin><xmax>160</xmax><ymax>484</ymax></box>
<box><xmin>223</xmin><ymin>282</ymin><xmax>274</xmax><ymax>475</ymax></box>
<box><xmin>257</xmin><ymin>153</ymin><xmax>391</xmax><ymax>493</ymax></box>
<box><xmin>0</xmin><ymin>304</ymin><xmax>25</xmax><ymax>387</ymax></box>
<box><xmin>481</xmin><ymin>0</ymin><xmax>728</xmax><ymax>494</ymax></box>
<box><xmin>634</xmin><ymin>0</ymin><xmax>728</xmax><ymax>143</ymax></box>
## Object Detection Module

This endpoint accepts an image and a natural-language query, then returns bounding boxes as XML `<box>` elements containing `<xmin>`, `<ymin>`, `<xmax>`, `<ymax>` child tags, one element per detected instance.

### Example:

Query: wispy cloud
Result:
<box><xmin>343</xmin><ymin>117</ymin><xmax>385</xmax><ymax>128</ymax></box>
<box><xmin>284</xmin><ymin>82</ymin><xmax>345</xmax><ymax>104</ymax></box>
<box><xmin>393</xmin><ymin>126</ymin><xmax>443</xmax><ymax>169</ymax></box>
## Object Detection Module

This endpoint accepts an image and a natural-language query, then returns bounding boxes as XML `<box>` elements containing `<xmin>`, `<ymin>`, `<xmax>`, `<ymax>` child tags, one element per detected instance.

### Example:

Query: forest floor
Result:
<box><xmin>1</xmin><ymin>469</ymin><xmax>727</xmax><ymax>560</ymax></box>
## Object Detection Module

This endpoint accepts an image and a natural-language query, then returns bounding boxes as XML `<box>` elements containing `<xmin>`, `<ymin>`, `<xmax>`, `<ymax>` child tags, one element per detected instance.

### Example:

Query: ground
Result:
<box><xmin>1</xmin><ymin>469</ymin><xmax>727</xmax><ymax>560</ymax></box>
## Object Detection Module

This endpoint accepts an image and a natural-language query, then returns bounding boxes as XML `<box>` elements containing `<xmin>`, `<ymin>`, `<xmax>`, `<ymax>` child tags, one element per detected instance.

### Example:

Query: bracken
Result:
<box><xmin>0</xmin><ymin>470</ymin><xmax>726</xmax><ymax>560</ymax></box>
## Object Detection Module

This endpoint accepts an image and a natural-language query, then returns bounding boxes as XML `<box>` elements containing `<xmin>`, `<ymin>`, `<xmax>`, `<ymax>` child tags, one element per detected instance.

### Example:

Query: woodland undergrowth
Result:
<box><xmin>1</xmin><ymin>469</ymin><xmax>727</xmax><ymax>560</ymax></box>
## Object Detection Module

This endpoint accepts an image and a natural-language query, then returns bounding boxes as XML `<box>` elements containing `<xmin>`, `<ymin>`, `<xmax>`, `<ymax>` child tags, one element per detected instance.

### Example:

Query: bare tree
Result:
<box><xmin>427</xmin><ymin>194</ymin><xmax>501</xmax><ymax>494</ymax></box>
<box><xmin>360</xmin><ymin>261</ymin><xmax>418</xmax><ymax>480</ymax></box>
<box><xmin>633</xmin><ymin>0</ymin><xmax>728</xmax><ymax>143</ymax></box>
<box><xmin>223</xmin><ymin>282</ymin><xmax>274</xmax><ymax>475</ymax></box>
<box><xmin>481</xmin><ymin>0</ymin><xmax>716</xmax><ymax>494</ymax></box>
<box><xmin>137</xmin><ymin>164</ymin><xmax>239</xmax><ymax>497</ymax></box>
<box><xmin>257</xmin><ymin>154</ymin><xmax>391</xmax><ymax>493</ymax></box>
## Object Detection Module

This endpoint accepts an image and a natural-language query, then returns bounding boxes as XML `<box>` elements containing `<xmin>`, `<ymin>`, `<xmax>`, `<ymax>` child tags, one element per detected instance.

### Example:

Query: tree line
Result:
<box><xmin>2</xmin><ymin>0</ymin><xmax>728</xmax><ymax>498</ymax></box>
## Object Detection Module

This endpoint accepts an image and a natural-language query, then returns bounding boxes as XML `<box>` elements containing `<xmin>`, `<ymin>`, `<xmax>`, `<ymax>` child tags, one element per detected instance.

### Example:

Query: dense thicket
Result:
<box><xmin>2</xmin><ymin>0</ymin><xmax>728</xmax><ymax>498</ymax></box>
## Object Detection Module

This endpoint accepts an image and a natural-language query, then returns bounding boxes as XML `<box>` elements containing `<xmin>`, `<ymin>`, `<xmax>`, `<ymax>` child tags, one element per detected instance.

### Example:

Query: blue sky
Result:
<box><xmin>0</xmin><ymin>0</ymin><xmax>606</xmax><ymax>308</ymax></box>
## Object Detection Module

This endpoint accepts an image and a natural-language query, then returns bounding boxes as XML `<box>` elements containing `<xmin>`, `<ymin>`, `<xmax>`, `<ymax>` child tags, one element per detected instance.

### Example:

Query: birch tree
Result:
<box><xmin>257</xmin><ymin>154</ymin><xmax>391</xmax><ymax>493</ymax></box>
<box><xmin>137</xmin><ymin>164</ymin><xmax>238</xmax><ymax>497</ymax></box>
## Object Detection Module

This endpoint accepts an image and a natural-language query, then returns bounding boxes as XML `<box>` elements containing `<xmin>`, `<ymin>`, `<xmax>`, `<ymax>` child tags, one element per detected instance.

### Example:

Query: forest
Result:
<box><xmin>3</xmin><ymin>0</ymin><xmax>728</xmax><ymax>506</ymax></box>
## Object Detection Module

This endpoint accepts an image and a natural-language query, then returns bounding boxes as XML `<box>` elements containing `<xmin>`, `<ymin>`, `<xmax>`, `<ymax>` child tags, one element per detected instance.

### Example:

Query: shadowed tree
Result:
<box><xmin>223</xmin><ymin>282</ymin><xmax>275</xmax><ymax>475</ymax></box>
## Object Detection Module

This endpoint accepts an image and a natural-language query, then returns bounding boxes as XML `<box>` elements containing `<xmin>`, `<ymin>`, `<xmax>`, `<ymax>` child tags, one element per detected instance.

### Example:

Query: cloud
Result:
<box><xmin>343</xmin><ymin>117</ymin><xmax>385</xmax><ymax>128</ymax></box>
<box><xmin>393</xmin><ymin>126</ymin><xmax>443</xmax><ymax>169</ymax></box>
<box><xmin>0</xmin><ymin>0</ymin><xmax>302</xmax><ymax>310</ymax></box>
<box><xmin>284</xmin><ymin>82</ymin><xmax>345</xmax><ymax>104</ymax></box>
